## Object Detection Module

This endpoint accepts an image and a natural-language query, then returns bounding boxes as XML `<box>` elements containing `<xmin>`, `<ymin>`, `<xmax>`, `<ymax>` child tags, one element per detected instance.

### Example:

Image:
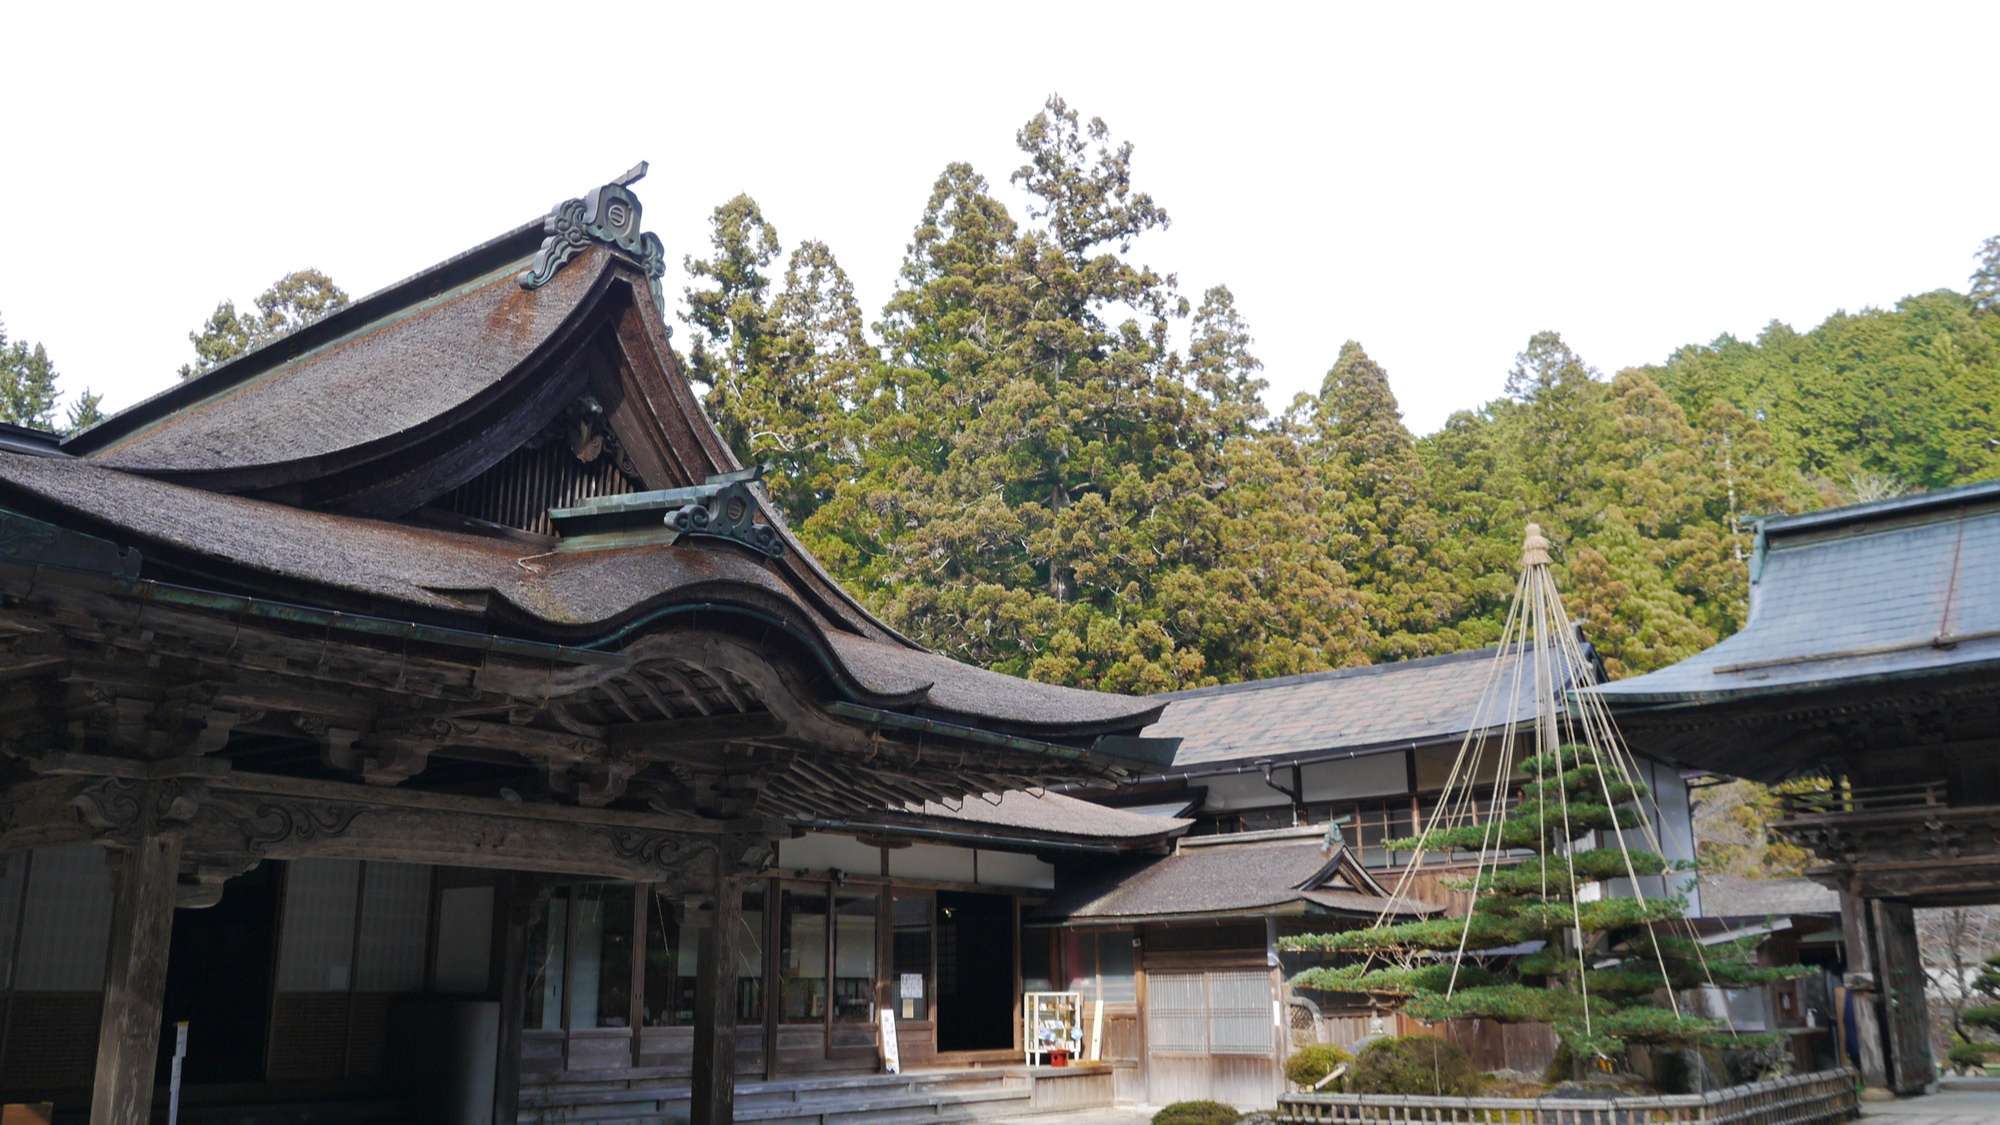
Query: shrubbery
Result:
<box><xmin>1152</xmin><ymin>1100</ymin><xmax>1240</xmax><ymax>1125</ymax></box>
<box><xmin>1947</xmin><ymin>1040</ymin><xmax>1993</xmax><ymax>1073</ymax></box>
<box><xmin>1284</xmin><ymin>1043</ymin><xmax>1353</xmax><ymax>1090</ymax></box>
<box><xmin>1347</xmin><ymin>1035</ymin><xmax>1481</xmax><ymax>1096</ymax></box>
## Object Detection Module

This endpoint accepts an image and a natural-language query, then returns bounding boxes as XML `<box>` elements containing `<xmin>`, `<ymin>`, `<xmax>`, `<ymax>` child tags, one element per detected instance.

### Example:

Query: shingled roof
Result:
<box><xmin>1033</xmin><ymin>831</ymin><xmax>1436</xmax><ymax>924</ymax></box>
<box><xmin>1143</xmin><ymin>642</ymin><xmax>1593</xmax><ymax>774</ymax></box>
<box><xmin>1698</xmin><ymin>876</ymin><xmax>1839</xmax><ymax>919</ymax></box>
<box><xmin>1592</xmin><ymin>479</ymin><xmax>2000</xmax><ymax>706</ymax></box>
<box><xmin>0</xmin><ymin>171</ymin><xmax>1165</xmax><ymax>745</ymax></box>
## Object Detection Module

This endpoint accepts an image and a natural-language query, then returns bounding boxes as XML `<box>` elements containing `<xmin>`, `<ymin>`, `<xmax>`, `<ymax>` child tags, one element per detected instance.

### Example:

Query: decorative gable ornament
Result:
<box><xmin>520</xmin><ymin>162</ymin><xmax>666</xmax><ymax>308</ymax></box>
<box><xmin>664</xmin><ymin>467</ymin><xmax>785</xmax><ymax>559</ymax></box>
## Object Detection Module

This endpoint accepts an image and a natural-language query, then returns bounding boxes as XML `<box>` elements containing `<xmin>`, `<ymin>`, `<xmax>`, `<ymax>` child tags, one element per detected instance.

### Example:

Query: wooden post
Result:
<box><xmin>90</xmin><ymin>832</ymin><xmax>183</xmax><ymax>1125</ymax></box>
<box><xmin>492</xmin><ymin>874</ymin><xmax>538</xmax><ymax>1125</ymax></box>
<box><xmin>691</xmin><ymin>854</ymin><xmax>740</xmax><ymax>1125</ymax></box>
<box><xmin>1838</xmin><ymin>890</ymin><xmax>1891</xmax><ymax>1095</ymax></box>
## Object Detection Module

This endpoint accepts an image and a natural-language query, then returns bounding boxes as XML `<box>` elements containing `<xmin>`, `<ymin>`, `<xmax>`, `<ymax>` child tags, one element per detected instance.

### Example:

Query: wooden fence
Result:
<box><xmin>1277</xmin><ymin>1067</ymin><xmax>1858</xmax><ymax>1124</ymax></box>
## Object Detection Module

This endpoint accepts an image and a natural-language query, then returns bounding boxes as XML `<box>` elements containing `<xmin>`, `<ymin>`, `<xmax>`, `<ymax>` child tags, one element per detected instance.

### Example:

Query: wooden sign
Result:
<box><xmin>879</xmin><ymin>1008</ymin><xmax>900</xmax><ymax>1074</ymax></box>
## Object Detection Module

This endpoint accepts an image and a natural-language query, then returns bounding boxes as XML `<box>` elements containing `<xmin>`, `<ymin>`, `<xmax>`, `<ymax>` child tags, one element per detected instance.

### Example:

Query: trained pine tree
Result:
<box><xmin>1964</xmin><ymin>955</ymin><xmax>2000</xmax><ymax>1035</ymax></box>
<box><xmin>1281</xmin><ymin>526</ymin><xmax>1805</xmax><ymax>1080</ymax></box>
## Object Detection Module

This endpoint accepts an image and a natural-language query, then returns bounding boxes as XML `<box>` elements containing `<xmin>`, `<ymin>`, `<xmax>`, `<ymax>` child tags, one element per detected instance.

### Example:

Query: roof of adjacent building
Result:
<box><xmin>1591</xmin><ymin>478</ymin><xmax>2000</xmax><ymax>707</ymax></box>
<box><xmin>1142</xmin><ymin>642</ymin><xmax>1592</xmax><ymax>774</ymax></box>
<box><xmin>910</xmin><ymin>789</ymin><xmax>1191</xmax><ymax>841</ymax></box>
<box><xmin>1699</xmin><ymin>875</ymin><xmax>1840</xmax><ymax>918</ymax></box>
<box><xmin>1032</xmin><ymin>830</ymin><xmax>1436</xmax><ymax>924</ymax></box>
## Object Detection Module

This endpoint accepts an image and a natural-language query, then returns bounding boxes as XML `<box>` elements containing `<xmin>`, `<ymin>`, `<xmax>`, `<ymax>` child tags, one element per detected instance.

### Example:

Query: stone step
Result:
<box><xmin>518</xmin><ymin>1081</ymin><xmax>1030</xmax><ymax>1124</ymax></box>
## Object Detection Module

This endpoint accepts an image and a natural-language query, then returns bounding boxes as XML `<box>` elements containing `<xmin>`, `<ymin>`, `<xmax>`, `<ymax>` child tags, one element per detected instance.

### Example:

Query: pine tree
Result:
<box><xmin>64</xmin><ymin>388</ymin><xmax>104</xmax><ymax>436</ymax></box>
<box><xmin>1971</xmin><ymin>235</ymin><xmax>2000</xmax><ymax>315</ymax></box>
<box><xmin>1309</xmin><ymin>342</ymin><xmax>1454</xmax><ymax>657</ymax></box>
<box><xmin>681</xmin><ymin>195</ymin><xmax>783</xmax><ymax>461</ymax></box>
<box><xmin>806</xmin><ymin>98</ymin><xmax>1279</xmax><ymax>691</ymax></box>
<box><xmin>1965</xmin><ymin>955</ymin><xmax>2000</xmax><ymax>1033</ymax></box>
<box><xmin>1282</xmin><ymin>533</ymin><xmax>1804</xmax><ymax>1074</ymax></box>
<box><xmin>1186</xmin><ymin>285</ymin><xmax>1266</xmax><ymax>433</ymax></box>
<box><xmin>0</xmin><ymin>317</ymin><xmax>62</xmax><ymax>430</ymax></box>
<box><xmin>1286</xmin><ymin>744</ymin><xmax>1799</xmax><ymax>1065</ymax></box>
<box><xmin>179</xmin><ymin>269</ymin><xmax>350</xmax><ymax>379</ymax></box>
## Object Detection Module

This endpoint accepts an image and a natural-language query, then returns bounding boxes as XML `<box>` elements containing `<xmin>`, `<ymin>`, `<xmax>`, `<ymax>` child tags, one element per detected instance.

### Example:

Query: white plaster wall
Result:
<box><xmin>976</xmin><ymin>849</ymin><xmax>1055</xmax><ymax>890</ymax></box>
<box><xmin>1197</xmin><ymin>770</ymin><xmax>1297</xmax><ymax>811</ymax></box>
<box><xmin>1595</xmin><ymin>758</ymin><xmax>1701</xmax><ymax>913</ymax></box>
<box><xmin>777</xmin><ymin>832</ymin><xmax>883</xmax><ymax>877</ymax></box>
<box><xmin>888</xmin><ymin>842</ymin><xmax>975</xmax><ymax>883</ymax></box>
<box><xmin>1299</xmin><ymin>753</ymin><xmax>1409</xmax><ymax>803</ymax></box>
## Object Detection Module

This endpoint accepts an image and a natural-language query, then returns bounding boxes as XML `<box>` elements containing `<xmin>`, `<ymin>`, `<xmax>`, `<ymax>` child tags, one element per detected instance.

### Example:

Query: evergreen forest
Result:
<box><xmin>673</xmin><ymin>96</ymin><xmax>2000</xmax><ymax>702</ymax></box>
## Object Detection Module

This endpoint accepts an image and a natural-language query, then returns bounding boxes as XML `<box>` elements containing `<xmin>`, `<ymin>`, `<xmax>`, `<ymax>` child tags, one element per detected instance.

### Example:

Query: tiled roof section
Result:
<box><xmin>831</xmin><ymin>635</ymin><xmax>1165</xmax><ymax>730</ymax></box>
<box><xmin>1034</xmin><ymin>840</ymin><xmax>1435</xmax><ymax>922</ymax></box>
<box><xmin>908</xmin><ymin>790</ymin><xmax>1190</xmax><ymax>840</ymax></box>
<box><xmin>1592</xmin><ymin>480</ymin><xmax>2000</xmax><ymax>704</ymax></box>
<box><xmin>1146</xmin><ymin>646</ymin><xmax>1569</xmax><ymax>769</ymax></box>
<box><xmin>0</xmin><ymin>453</ymin><xmax>1161</xmax><ymax>733</ymax></box>
<box><xmin>1699</xmin><ymin>876</ymin><xmax>1839</xmax><ymax>918</ymax></box>
<box><xmin>87</xmin><ymin>249</ymin><xmax>610</xmax><ymax>477</ymax></box>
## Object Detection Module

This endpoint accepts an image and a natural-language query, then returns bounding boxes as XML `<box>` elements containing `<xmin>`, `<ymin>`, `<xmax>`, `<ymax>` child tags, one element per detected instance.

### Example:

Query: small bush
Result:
<box><xmin>1152</xmin><ymin>1101</ymin><xmax>1241</xmax><ymax>1125</ymax></box>
<box><xmin>1349</xmin><ymin>1035</ymin><xmax>1481</xmax><ymax>1097</ymax></box>
<box><xmin>1284</xmin><ymin>1043</ymin><xmax>1354</xmax><ymax>1090</ymax></box>
<box><xmin>1947</xmin><ymin>1040</ymin><xmax>1993</xmax><ymax>1071</ymax></box>
<box><xmin>1542</xmin><ymin>1041</ymin><xmax>1574</xmax><ymax>1085</ymax></box>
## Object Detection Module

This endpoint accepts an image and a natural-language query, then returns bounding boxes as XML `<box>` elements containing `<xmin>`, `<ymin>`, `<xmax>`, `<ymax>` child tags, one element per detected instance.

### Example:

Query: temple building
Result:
<box><xmin>1594</xmin><ymin>479</ymin><xmax>2000</xmax><ymax>1096</ymax></box>
<box><xmin>0</xmin><ymin>170</ymin><xmax>1185</xmax><ymax>1124</ymax></box>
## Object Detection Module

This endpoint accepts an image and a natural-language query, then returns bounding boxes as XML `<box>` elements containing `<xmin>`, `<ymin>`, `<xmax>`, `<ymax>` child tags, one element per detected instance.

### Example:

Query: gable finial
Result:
<box><xmin>519</xmin><ymin>164</ymin><xmax>666</xmax><ymax>308</ymax></box>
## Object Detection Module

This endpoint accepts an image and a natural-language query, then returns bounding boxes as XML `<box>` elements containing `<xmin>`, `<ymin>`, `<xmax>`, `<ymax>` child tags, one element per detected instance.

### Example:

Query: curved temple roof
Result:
<box><xmin>0</xmin><ymin>175</ymin><xmax>1165</xmax><ymax>745</ymax></box>
<box><xmin>85</xmin><ymin>251</ymin><xmax>611</xmax><ymax>480</ymax></box>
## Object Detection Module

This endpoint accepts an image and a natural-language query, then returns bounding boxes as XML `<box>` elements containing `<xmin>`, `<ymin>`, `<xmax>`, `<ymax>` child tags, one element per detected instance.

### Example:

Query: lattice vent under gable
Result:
<box><xmin>436</xmin><ymin>399</ymin><xmax>641</xmax><ymax>536</ymax></box>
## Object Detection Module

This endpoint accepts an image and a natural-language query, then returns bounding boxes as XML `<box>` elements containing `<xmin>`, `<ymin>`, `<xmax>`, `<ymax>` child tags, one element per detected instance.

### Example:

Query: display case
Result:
<box><xmin>1022</xmin><ymin>990</ymin><xmax>1083</xmax><ymax>1066</ymax></box>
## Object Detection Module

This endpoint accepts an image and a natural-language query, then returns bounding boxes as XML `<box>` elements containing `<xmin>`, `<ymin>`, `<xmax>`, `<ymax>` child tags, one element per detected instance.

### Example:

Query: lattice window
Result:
<box><xmin>276</xmin><ymin>859</ymin><xmax>362</xmax><ymax>992</ymax></box>
<box><xmin>434</xmin><ymin>407</ymin><xmax>641</xmax><ymax>535</ymax></box>
<box><xmin>356</xmin><ymin>862</ymin><xmax>432</xmax><ymax>992</ymax></box>
<box><xmin>1207</xmin><ymin>970</ymin><xmax>1275</xmax><ymax>1055</ymax></box>
<box><xmin>1147</xmin><ymin>971</ymin><xmax>1207</xmax><ymax>1053</ymax></box>
<box><xmin>16</xmin><ymin>845</ymin><xmax>113</xmax><ymax>991</ymax></box>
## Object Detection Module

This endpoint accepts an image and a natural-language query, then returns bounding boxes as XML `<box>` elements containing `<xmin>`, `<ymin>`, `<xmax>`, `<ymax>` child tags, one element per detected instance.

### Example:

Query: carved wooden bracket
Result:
<box><xmin>71</xmin><ymin>777</ymin><xmax>206</xmax><ymax>847</ymax></box>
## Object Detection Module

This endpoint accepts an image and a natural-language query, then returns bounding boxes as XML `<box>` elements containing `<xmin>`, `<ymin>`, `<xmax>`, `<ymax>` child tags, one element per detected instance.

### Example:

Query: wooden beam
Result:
<box><xmin>690</xmin><ymin>861</ymin><xmax>740</xmax><ymax>1125</ymax></box>
<box><xmin>607</xmin><ymin>711</ymin><xmax>787</xmax><ymax>753</ymax></box>
<box><xmin>90</xmin><ymin>831</ymin><xmax>182</xmax><ymax>1125</ymax></box>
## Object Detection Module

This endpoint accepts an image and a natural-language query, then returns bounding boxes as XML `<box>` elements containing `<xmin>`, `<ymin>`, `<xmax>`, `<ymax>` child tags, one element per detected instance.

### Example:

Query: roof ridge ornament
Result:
<box><xmin>519</xmin><ymin>162</ymin><xmax>666</xmax><ymax>308</ymax></box>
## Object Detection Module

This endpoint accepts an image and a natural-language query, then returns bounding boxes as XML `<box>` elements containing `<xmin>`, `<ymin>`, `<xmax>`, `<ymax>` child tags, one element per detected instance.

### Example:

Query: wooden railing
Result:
<box><xmin>1277</xmin><ymin>1067</ymin><xmax>1859</xmax><ymax>1123</ymax></box>
<box><xmin>1778</xmin><ymin>782</ymin><xmax>1946</xmax><ymax>818</ymax></box>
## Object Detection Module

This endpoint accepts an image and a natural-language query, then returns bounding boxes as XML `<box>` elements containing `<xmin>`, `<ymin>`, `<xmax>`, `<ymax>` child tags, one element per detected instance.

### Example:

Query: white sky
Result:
<box><xmin>2</xmin><ymin>2</ymin><xmax>1994</xmax><ymax>435</ymax></box>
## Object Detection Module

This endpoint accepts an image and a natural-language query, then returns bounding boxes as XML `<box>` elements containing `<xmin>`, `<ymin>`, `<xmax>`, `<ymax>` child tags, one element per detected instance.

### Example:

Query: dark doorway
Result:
<box><xmin>158</xmin><ymin>859</ymin><xmax>281</xmax><ymax>1084</ymax></box>
<box><xmin>935</xmin><ymin>891</ymin><xmax>1014</xmax><ymax>1052</ymax></box>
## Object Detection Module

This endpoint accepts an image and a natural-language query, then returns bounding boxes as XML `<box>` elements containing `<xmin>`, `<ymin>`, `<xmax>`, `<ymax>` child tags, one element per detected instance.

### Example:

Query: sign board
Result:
<box><xmin>879</xmin><ymin>1008</ymin><xmax>900</xmax><ymax>1074</ymax></box>
<box><xmin>167</xmin><ymin>1021</ymin><xmax>189</xmax><ymax>1125</ymax></box>
<box><xmin>900</xmin><ymin>972</ymin><xmax>924</xmax><ymax>999</ymax></box>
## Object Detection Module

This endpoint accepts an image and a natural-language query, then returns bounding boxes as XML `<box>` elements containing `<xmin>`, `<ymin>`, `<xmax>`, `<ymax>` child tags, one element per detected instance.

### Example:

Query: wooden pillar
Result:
<box><xmin>89</xmin><ymin>832</ymin><xmax>182</xmax><ymax>1125</ymax></box>
<box><xmin>1838</xmin><ymin>890</ymin><xmax>1890</xmax><ymax>1094</ymax></box>
<box><xmin>691</xmin><ymin>855</ymin><xmax>740</xmax><ymax>1125</ymax></box>
<box><xmin>1873</xmin><ymin>899</ymin><xmax>1934</xmax><ymax>1095</ymax></box>
<box><xmin>492</xmin><ymin>874</ymin><xmax>539</xmax><ymax>1125</ymax></box>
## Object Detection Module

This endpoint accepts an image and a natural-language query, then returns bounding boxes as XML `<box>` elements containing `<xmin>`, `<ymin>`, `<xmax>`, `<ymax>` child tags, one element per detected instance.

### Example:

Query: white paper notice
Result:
<box><xmin>900</xmin><ymin>972</ymin><xmax>924</xmax><ymax>999</ymax></box>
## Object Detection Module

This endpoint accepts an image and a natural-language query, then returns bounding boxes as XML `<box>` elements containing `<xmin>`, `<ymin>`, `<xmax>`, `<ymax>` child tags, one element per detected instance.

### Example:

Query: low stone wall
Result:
<box><xmin>1276</xmin><ymin>1067</ymin><xmax>1858</xmax><ymax>1123</ymax></box>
